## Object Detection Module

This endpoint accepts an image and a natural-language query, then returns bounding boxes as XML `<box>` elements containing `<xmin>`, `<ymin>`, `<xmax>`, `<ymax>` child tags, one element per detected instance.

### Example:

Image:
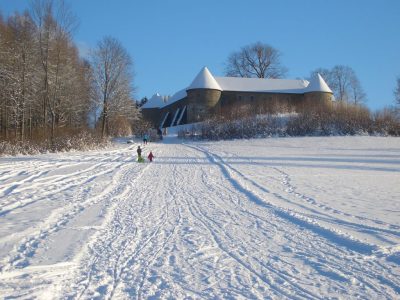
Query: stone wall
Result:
<box><xmin>141</xmin><ymin>90</ymin><xmax>333</xmax><ymax>128</ymax></box>
<box><xmin>186</xmin><ymin>89</ymin><xmax>222</xmax><ymax>123</ymax></box>
<box><xmin>220</xmin><ymin>91</ymin><xmax>304</xmax><ymax>116</ymax></box>
<box><xmin>303</xmin><ymin>92</ymin><xmax>333</xmax><ymax>104</ymax></box>
<box><xmin>141</xmin><ymin>108</ymin><xmax>162</xmax><ymax>128</ymax></box>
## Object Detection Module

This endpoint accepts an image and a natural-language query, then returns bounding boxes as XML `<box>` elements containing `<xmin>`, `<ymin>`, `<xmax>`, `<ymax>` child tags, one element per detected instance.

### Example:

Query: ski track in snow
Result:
<box><xmin>0</xmin><ymin>137</ymin><xmax>399</xmax><ymax>299</ymax></box>
<box><xmin>202</xmin><ymin>148</ymin><xmax>400</xmax><ymax>245</ymax></box>
<box><xmin>185</xmin><ymin>144</ymin><xmax>399</xmax><ymax>296</ymax></box>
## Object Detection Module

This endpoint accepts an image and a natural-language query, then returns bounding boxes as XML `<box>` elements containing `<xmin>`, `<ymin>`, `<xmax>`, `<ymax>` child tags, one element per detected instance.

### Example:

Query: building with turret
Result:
<box><xmin>142</xmin><ymin>67</ymin><xmax>333</xmax><ymax>129</ymax></box>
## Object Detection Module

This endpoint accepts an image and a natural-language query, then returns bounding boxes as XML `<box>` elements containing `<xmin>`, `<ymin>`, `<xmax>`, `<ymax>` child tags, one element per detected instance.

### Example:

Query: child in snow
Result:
<box><xmin>147</xmin><ymin>151</ymin><xmax>154</xmax><ymax>162</ymax></box>
<box><xmin>137</xmin><ymin>146</ymin><xmax>143</xmax><ymax>162</ymax></box>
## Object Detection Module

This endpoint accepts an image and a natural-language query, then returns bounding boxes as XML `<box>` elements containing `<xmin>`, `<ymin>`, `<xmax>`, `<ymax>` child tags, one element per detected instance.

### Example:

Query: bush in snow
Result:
<box><xmin>107</xmin><ymin>116</ymin><xmax>133</xmax><ymax>137</ymax></box>
<box><xmin>186</xmin><ymin>103</ymin><xmax>400</xmax><ymax>141</ymax></box>
<box><xmin>0</xmin><ymin>141</ymin><xmax>44</xmax><ymax>156</ymax></box>
<box><xmin>194</xmin><ymin>115</ymin><xmax>288</xmax><ymax>140</ymax></box>
<box><xmin>287</xmin><ymin>102</ymin><xmax>373</xmax><ymax>136</ymax></box>
<box><xmin>372</xmin><ymin>108</ymin><xmax>400</xmax><ymax>136</ymax></box>
<box><xmin>0</xmin><ymin>131</ymin><xmax>109</xmax><ymax>156</ymax></box>
<box><xmin>50</xmin><ymin>131</ymin><xmax>110</xmax><ymax>152</ymax></box>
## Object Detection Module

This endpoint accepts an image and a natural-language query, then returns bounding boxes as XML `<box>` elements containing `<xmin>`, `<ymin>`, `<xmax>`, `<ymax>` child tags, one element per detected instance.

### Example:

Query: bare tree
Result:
<box><xmin>31</xmin><ymin>0</ymin><xmax>78</xmax><ymax>139</ymax></box>
<box><xmin>90</xmin><ymin>36</ymin><xmax>138</xmax><ymax>138</ymax></box>
<box><xmin>225</xmin><ymin>42</ymin><xmax>287</xmax><ymax>78</ymax></box>
<box><xmin>395</xmin><ymin>77</ymin><xmax>400</xmax><ymax>107</ymax></box>
<box><xmin>349</xmin><ymin>75</ymin><xmax>366</xmax><ymax>105</ymax></box>
<box><xmin>310</xmin><ymin>65</ymin><xmax>366</xmax><ymax>104</ymax></box>
<box><xmin>331</xmin><ymin>65</ymin><xmax>355</xmax><ymax>102</ymax></box>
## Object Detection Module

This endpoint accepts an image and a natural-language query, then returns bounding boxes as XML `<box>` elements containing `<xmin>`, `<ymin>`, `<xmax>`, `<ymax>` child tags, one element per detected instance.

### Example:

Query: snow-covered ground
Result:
<box><xmin>0</xmin><ymin>136</ymin><xmax>399</xmax><ymax>299</ymax></box>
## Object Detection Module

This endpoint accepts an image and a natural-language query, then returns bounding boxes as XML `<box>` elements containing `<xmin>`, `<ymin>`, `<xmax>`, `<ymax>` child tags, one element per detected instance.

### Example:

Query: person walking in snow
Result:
<box><xmin>157</xmin><ymin>128</ymin><xmax>163</xmax><ymax>140</ymax></box>
<box><xmin>147</xmin><ymin>151</ymin><xmax>154</xmax><ymax>162</ymax></box>
<box><xmin>137</xmin><ymin>146</ymin><xmax>145</xmax><ymax>162</ymax></box>
<box><xmin>143</xmin><ymin>134</ymin><xmax>149</xmax><ymax>145</ymax></box>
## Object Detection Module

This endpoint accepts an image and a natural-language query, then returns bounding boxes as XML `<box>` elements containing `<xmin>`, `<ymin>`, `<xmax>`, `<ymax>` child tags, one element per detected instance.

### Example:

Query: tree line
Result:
<box><xmin>0</xmin><ymin>0</ymin><xmax>140</xmax><ymax>147</ymax></box>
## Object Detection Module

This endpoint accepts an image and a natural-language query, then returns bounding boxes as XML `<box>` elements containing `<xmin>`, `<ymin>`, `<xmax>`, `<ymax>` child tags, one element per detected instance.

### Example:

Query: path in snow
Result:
<box><xmin>0</xmin><ymin>136</ymin><xmax>399</xmax><ymax>299</ymax></box>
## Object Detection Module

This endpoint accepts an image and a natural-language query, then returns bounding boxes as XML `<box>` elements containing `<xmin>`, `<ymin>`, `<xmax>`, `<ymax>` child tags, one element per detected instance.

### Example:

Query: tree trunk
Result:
<box><xmin>0</xmin><ymin>104</ymin><xmax>3</xmax><ymax>139</ymax></box>
<box><xmin>21</xmin><ymin>103</ymin><xmax>25</xmax><ymax>142</ymax></box>
<box><xmin>5</xmin><ymin>104</ymin><xmax>9</xmax><ymax>140</ymax></box>
<box><xmin>101</xmin><ymin>104</ymin><xmax>107</xmax><ymax>139</ymax></box>
<box><xmin>43</xmin><ymin>76</ymin><xmax>48</xmax><ymax>136</ymax></box>
<box><xmin>29</xmin><ymin>105</ymin><xmax>32</xmax><ymax>140</ymax></box>
<box><xmin>51</xmin><ymin>112</ymin><xmax>55</xmax><ymax>141</ymax></box>
<box><xmin>21</xmin><ymin>79</ymin><xmax>25</xmax><ymax>142</ymax></box>
<box><xmin>14</xmin><ymin>113</ymin><xmax>18</xmax><ymax>140</ymax></box>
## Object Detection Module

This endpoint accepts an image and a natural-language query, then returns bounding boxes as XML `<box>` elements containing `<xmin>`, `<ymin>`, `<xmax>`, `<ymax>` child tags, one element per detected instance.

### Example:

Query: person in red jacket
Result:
<box><xmin>147</xmin><ymin>151</ymin><xmax>155</xmax><ymax>162</ymax></box>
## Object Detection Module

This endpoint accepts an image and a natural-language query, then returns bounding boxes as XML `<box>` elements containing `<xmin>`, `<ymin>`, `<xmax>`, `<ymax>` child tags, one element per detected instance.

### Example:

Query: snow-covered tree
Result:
<box><xmin>0</xmin><ymin>15</ymin><xmax>11</xmax><ymax>139</ymax></box>
<box><xmin>0</xmin><ymin>1</ymin><xmax>94</xmax><ymax>144</ymax></box>
<box><xmin>0</xmin><ymin>11</ymin><xmax>39</xmax><ymax>141</ymax></box>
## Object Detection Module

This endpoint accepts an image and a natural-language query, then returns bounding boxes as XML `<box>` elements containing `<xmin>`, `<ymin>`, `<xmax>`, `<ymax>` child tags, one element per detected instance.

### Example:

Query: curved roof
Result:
<box><xmin>187</xmin><ymin>67</ymin><xmax>222</xmax><ymax>91</ymax></box>
<box><xmin>305</xmin><ymin>73</ymin><xmax>333</xmax><ymax>93</ymax></box>
<box><xmin>141</xmin><ymin>93</ymin><xmax>165</xmax><ymax>108</ymax></box>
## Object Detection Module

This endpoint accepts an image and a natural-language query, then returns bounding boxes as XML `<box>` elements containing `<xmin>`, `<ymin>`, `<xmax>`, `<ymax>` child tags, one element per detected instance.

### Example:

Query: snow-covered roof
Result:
<box><xmin>187</xmin><ymin>67</ymin><xmax>222</xmax><ymax>91</ymax></box>
<box><xmin>305</xmin><ymin>73</ymin><xmax>333</xmax><ymax>93</ymax></box>
<box><xmin>215</xmin><ymin>77</ymin><xmax>309</xmax><ymax>94</ymax></box>
<box><xmin>161</xmin><ymin>88</ymin><xmax>187</xmax><ymax>108</ymax></box>
<box><xmin>141</xmin><ymin>93</ymin><xmax>165</xmax><ymax>108</ymax></box>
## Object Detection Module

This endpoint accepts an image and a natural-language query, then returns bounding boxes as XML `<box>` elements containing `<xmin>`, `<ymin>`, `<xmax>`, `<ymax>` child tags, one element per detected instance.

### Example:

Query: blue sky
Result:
<box><xmin>1</xmin><ymin>0</ymin><xmax>399</xmax><ymax>110</ymax></box>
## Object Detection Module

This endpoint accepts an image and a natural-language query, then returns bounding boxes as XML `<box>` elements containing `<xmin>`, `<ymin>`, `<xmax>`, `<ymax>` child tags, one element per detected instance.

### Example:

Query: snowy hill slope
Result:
<box><xmin>0</xmin><ymin>136</ymin><xmax>399</xmax><ymax>298</ymax></box>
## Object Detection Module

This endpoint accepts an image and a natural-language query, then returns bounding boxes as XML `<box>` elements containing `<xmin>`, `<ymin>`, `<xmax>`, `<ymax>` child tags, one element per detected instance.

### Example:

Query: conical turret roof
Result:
<box><xmin>187</xmin><ymin>67</ymin><xmax>222</xmax><ymax>91</ymax></box>
<box><xmin>305</xmin><ymin>73</ymin><xmax>333</xmax><ymax>93</ymax></box>
<box><xmin>141</xmin><ymin>93</ymin><xmax>165</xmax><ymax>108</ymax></box>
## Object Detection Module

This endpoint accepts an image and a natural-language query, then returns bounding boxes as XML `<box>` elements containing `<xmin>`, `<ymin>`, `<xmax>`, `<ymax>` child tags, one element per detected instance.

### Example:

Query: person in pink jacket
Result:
<box><xmin>147</xmin><ymin>151</ymin><xmax>155</xmax><ymax>162</ymax></box>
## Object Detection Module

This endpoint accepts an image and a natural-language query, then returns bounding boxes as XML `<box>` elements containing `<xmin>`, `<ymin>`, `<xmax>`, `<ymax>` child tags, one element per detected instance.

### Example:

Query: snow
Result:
<box><xmin>188</xmin><ymin>66</ymin><xmax>312</xmax><ymax>94</ymax></box>
<box><xmin>0</xmin><ymin>136</ymin><xmax>399</xmax><ymax>298</ymax></box>
<box><xmin>187</xmin><ymin>66</ymin><xmax>222</xmax><ymax>91</ymax></box>
<box><xmin>141</xmin><ymin>93</ymin><xmax>165</xmax><ymax>108</ymax></box>
<box><xmin>215</xmin><ymin>76</ymin><xmax>310</xmax><ymax>93</ymax></box>
<box><xmin>305</xmin><ymin>73</ymin><xmax>333</xmax><ymax>93</ymax></box>
<box><xmin>161</xmin><ymin>88</ymin><xmax>187</xmax><ymax>108</ymax></box>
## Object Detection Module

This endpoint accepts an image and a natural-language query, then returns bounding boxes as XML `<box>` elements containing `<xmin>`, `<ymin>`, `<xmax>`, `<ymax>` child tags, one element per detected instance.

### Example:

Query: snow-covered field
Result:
<box><xmin>0</xmin><ymin>136</ymin><xmax>399</xmax><ymax>299</ymax></box>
